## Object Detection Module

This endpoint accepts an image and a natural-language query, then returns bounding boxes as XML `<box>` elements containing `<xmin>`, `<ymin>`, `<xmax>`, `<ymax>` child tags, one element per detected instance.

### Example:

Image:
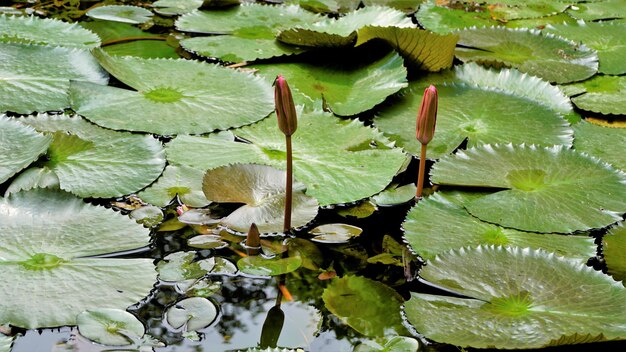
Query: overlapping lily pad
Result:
<box><xmin>604</xmin><ymin>223</ymin><xmax>626</xmax><ymax>283</ymax></box>
<box><xmin>253</xmin><ymin>52</ymin><xmax>407</xmax><ymax>116</ymax></box>
<box><xmin>574</xmin><ymin>121</ymin><xmax>626</xmax><ymax>172</ymax></box>
<box><xmin>0</xmin><ymin>42</ymin><xmax>108</xmax><ymax>114</ymax></box>
<box><xmin>0</xmin><ymin>189</ymin><xmax>155</xmax><ymax>329</ymax></box>
<box><xmin>70</xmin><ymin>51</ymin><xmax>274</xmax><ymax>135</ymax></box>
<box><xmin>176</xmin><ymin>4</ymin><xmax>321</xmax><ymax>62</ymax></box>
<box><xmin>0</xmin><ymin>116</ymin><xmax>51</xmax><ymax>184</ymax></box>
<box><xmin>455</xmin><ymin>27</ymin><xmax>598</xmax><ymax>84</ymax></box>
<box><xmin>166</xmin><ymin>110</ymin><xmax>406</xmax><ymax>206</ymax></box>
<box><xmin>17</xmin><ymin>114</ymin><xmax>166</xmax><ymax>198</ymax></box>
<box><xmin>431</xmin><ymin>144</ymin><xmax>626</xmax><ymax>233</ymax></box>
<box><xmin>404</xmin><ymin>246</ymin><xmax>626</xmax><ymax>349</ymax></box>
<box><xmin>415</xmin><ymin>0</ymin><xmax>498</xmax><ymax>34</ymax></box>
<box><xmin>0</xmin><ymin>333</ymin><xmax>11</xmax><ymax>352</ymax></box>
<box><xmin>237</xmin><ymin>255</ymin><xmax>303</xmax><ymax>276</ymax></box>
<box><xmin>566</xmin><ymin>0</ymin><xmax>626</xmax><ymax>21</ymax></box>
<box><xmin>403</xmin><ymin>191</ymin><xmax>596</xmax><ymax>261</ymax></box>
<box><xmin>138</xmin><ymin>165</ymin><xmax>208</xmax><ymax>207</ymax></box>
<box><xmin>165</xmin><ymin>297</ymin><xmax>218</xmax><ymax>331</ymax></box>
<box><xmin>152</xmin><ymin>0</ymin><xmax>203</xmax><ymax>16</ymax></box>
<box><xmin>568</xmin><ymin>75</ymin><xmax>626</xmax><ymax>115</ymax></box>
<box><xmin>87</xmin><ymin>5</ymin><xmax>153</xmax><ymax>24</ymax></box>
<box><xmin>202</xmin><ymin>164</ymin><xmax>318</xmax><ymax>233</ymax></box>
<box><xmin>484</xmin><ymin>0</ymin><xmax>569</xmax><ymax>21</ymax></box>
<box><xmin>0</xmin><ymin>15</ymin><xmax>100</xmax><ymax>48</ymax></box>
<box><xmin>77</xmin><ymin>309</ymin><xmax>145</xmax><ymax>346</ymax></box>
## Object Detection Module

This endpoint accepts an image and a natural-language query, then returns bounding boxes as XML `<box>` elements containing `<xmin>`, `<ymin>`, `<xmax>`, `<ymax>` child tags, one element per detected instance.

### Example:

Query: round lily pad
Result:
<box><xmin>165</xmin><ymin>297</ymin><xmax>218</xmax><ymax>331</ymax></box>
<box><xmin>70</xmin><ymin>50</ymin><xmax>274</xmax><ymax>135</ymax></box>
<box><xmin>0</xmin><ymin>116</ymin><xmax>51</xmax><ymax>184</ymax></box>
<box><xmin>404</xmin><ymin>246</ymin><xmax>626</xmax><ymax>349</ymax></box>
<box><xmin>138</xmin><ymin>165</ymin><xmax>208</xmax><ymax>207</ymax></box>
<box><xmin>203</xmin><ymin>164</ymin><xmax>319</xmax><ymax>233</ymax></box>
<box><xmin>0</xmin><ymin>189</ymin><xmax>155</xmax><ymax>329</ymax></box>
<box><xmin>431</xmin><ymin>144</ymin><xmax>626</xmax><ymax>233</ymax></box>
<box><xmin>87</xmin><ymin>5</ymin><xmax>153</xmax><ymax>24</ymax></box>
<box><xmin>569</xmin><ymin>75</ymin><xmax>626</xmax><ymax>115</ymax></box>
<box><xmin>77</xmin><ymin>308</ymin><xmax>145</xmax><ymax>346</ymax></box>
<box><xmin>156</xmin><ymin>251</ymin><xmax>216</xmax><ymax>282</ymax></box>
<box><xmin>152</xmin><ymin>0</ymin><xmax>203</xmax><ymax>16</ymax></box>
<box><xmin>455</xmin><ymin>27</ymin><xmax>598</xmax><ymax>84</ymax></box>
<box><xmin>308</xmin><ymin>223</ymin><xmax>363</xmax><ymax>243</ymax></box>
<box><xmin>0</xmin><ymin>14</ymin><xmax>100</xmax><ymax>48</ymax></box>
<box><xmin>237</xmin><ymin>255</ymin><xmax>303</xmax><ymax>276</ymax></box>
<box><xmin>403</xmin><ymin>191</ymin><xmax>596</xmax><ymax>262</ymax></box>
<box><xmin>566</xmin><ymin>0</ymin><xmax>626</xmax><ymax>21</ymax></box>
<box><xmin>573</xmin><ymin>121</ymin><xmax>626</xmax><ymax>172</ymax></box>
<box><xmin>603</xmin><ymin>223</ymin><xmax>626</xmax><ymax>283</ymax></box>
<box><xmin>372</xmin><ymin>183</ymin><xmax>416</xmax><ymax>206</ymax></box>
<box><xmin>166</xmin><ymin>110</ymin><xmax>406</xmax><ymax>206</ymax></box>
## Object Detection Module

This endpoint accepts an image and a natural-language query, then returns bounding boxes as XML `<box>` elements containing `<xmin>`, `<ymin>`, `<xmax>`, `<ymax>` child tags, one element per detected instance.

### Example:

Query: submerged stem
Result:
<box><xmin>416</xmin><ymin>143</ymin><xmax>427</xmax><ymax>199</ymax></box>
<box><xmin>284</xmin><ymin>135</ymin><xmax>293</xmax><ymax>232</ymax></box>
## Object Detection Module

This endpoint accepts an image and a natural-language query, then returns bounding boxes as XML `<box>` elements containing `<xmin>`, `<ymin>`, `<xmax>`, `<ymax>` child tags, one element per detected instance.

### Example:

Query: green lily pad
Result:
<box><xmin>0</xmin><ymin>15</ymin><xmax>100</xmax><ymax>48</ymax></box>
<box><xmin>130</xmin><ymin>205</ymin><xmax>164</xmax><ymax>227</ymax></box>
<box><xmin>574</xmin><ymin>121</ymin><xmax>626</xmax><ymax>172</ymax></box>
<box><xmin>278</xmin><ymin>6</ymin><xmax>414</xmax><ymax>47</ymax></box>
<box><xmin>254</xmin><ymin>52</ymin><xmax>407</xmax><ymax>116</ymax></box>
<box><xmin>0</xmin><ymin>189</ymin><xmax>155</xmax><ymax>329</ymax></box>
<box><xmin>404</xmin><ymin>246</ymin><xmax>626</xmax><ymax>349</ymax></box>
<box><xmin>403</xmin><ymin>191</ymin><xmax>596</xmax><ymax>261</ymax></box>
<box><xmin>237</xmin><ymin>255</ymin><xmax>302</xmax><ymax>276</ymax></box>
<box><xmin>0</xmin><ymin>42</ymin><xmax>108</xmax><ymax>114</ymax></box>
<box><xmin>87</xmin><ymin>5</ymin><xmax>153</xmax><ymax>24</ymax></box>
<box><xmin>567</xmin><ymin>0</ymin><xmax>626</xmax><ymax>21</ymax></box>
<box><xmin>415</xmin><ymin>0</ymin><xmax>498</xmax><ymax>34</ymax></box>
<box><xmin>203</xmin><ymin>164</ymin><xmax>319</xmax><ymax>233</ymax></box>
<box><xmin>188</xmin><ymin>235</ymin><xmax>228</xmax><ymax>250</ymax></box>
<box><xmin>156</xmin><ymin>251</ymin><xmax>216</xmax><ymax>282</ymax></box>
<box><xmin>308</xmin><ymin>223</ymin><xmax>363</xmax><ymax>243</ymax></box>
<box><xmin>372</xmin><ymin>183</ymin><xmax>416</xmax><ymax>206</ymax></box>
<box><xmin>70</xmin><ymin>50</ymin><xmax>274</xmax><ymax>135</ymax></box>
<box><xmin>77</xmin><ymin>308</ymin><xmax>145</xmax><ymax>346</ymax></box>
<box><xmin>3</xmin><ymin>167</ymin><xmax>59</xmax><ymax>196</ymax></box>
<box><xmin>322</xmin><ymin>275</ymin><xmax>406</xmax><ymax>337</ymax></box>
<box><xmin>0</xmin><ymin>116</ymin><xmax>51</xmax><ymax>184</ymax></box>
<box><xmin>176</xmin><ymin>4</ymin><xmax>321</xmax><ymax>62</ymax></box>
<box><xmin>165</xmin><ymin>297</ymin><xmax>218</xmax><ymax>331</ymax></box>
<box><xmin>152</xmin><ymin>0</ymin><xmax>203</xmax><ymax>15</ymax></box>
<box><xmin>0</xmin><ymin>333</ymin><xmax>11</xmax><ymax>352</ymax></box>
<box><xmin>354</xmin><ymin>335</ymin><xmax>419</xmax><ymax>352</ymax></box>
<box><xmin>354</xmin><ymin>26</ymin><xmax>458</xmax><ymax>71</ymax></box>
<box><xmin>17</xmin><ymin>114</ymin><xmax>166</xmax><ymax>198</ymax></box>
<box><xmin>166</xmin><ymin>110</ymin><xmax>406</xmax><ymax>206</ymax></box>
<box><xmin>455</xmin><ymin>27</ymin><xmax>598</xmax><ymax>84</ymax></box>
<box><xmin>604</xmin><ymin>223</ymin><xmax>626</xmax><ymax>283</ymax></box>
<box><xmin>292</xmin><ymin>0</ymin><xmax>359</xmax><ymax>14</ymax></box>
<box><xmin>484</xmin><ymin>0</ymin><xmax>569</xmax><ymax>21</ymax></box>
<box><xmin>431</xmin><ymin>144</ymin><xmax>626</xmax><ymax>233</ymax></box>
<box><xmin>568</xmin><ymin>75</ymin><xmax>626</xmax><ymax>115</ymax></box>
<box><xmin>138</xmin><ymin>165</ymin><xmax>208</xmax><ymax>207</ymax></box>
<box><xmin>545</xmin><ymin>21</ymin><xmax>626</xmax><ymax>75</ymax></box>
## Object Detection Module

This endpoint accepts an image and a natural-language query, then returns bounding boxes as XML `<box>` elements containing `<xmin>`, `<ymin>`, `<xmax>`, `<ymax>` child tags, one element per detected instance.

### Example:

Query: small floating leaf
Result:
<box><xmin>309</xmin><ymin>224</ymin><xmax>362</xmax><ymax>244</ymax></box>
<box><xmin>0</xmin><ymin>117</ymin><xmax>51</xmax><ymax>184</ymax></box>
<box><xmin>604</xmin><ymin>224</ymin><xmax>626</xmax><ymax>283</ymax></box>
<box><xmin>188</xmin><ymin>235</ymin><xmax>228</xmax><ymax>249</ymax></box>
<box><xmin>152</xmin><ymin>0</ymin><xmax>203</xmax><ymax>15</ymax></box>
<box><xmin>130</xmin><ymin>205</ymin><xmax>164</xmax><ymax>227</ymax></box>
<box><xmin>157</xmin><ymin>252</ymin><xmax>214</xmax><ymax>282</ymax></box>
<box><xmin>354</xmin><ymin>336</ymin><xmax>419</xmax><ymax>352</ymax></box>
<box><xmin>568</xmin><ymin>75</ymin><xmax>626</xmax><ymax>116</ymax></box>
<box><xmin>237</xmin><ymin>255</ymin><xmax>302</xmax><ymax>276</ymax></box>
<box><xmin>0</xmin><ymin>15</ymin><xmax>100</xmax><ymax>48</ymax></box>
<box><xmin>77</xmin><ymin>308</ymin><xmax>145</xmax><ymax>346</ymax></box>
<box><xmin>166</xmin><ymin>297</ymin><xmax>218</xmax><ymax>331</ymax></box>
<box><xmin>431</xmin><ymin>144</ymin><xmax>626</xmax><ymax>233</ymax></box>
<box><xmin>566</xmin><ymin>0</ymin><xmax>626</xmax><ymax>21</ymax></box>
<box><xmin>404</xmin><ymin>246</ymin><xmax>626</xmax><ymax>349</ymax></box>
<box><xmin>138</xmin><ymin>165</ymin><xmax>208</xmax><ymax>207</ymax></box>
<box><xmin>573</xmin><ymin>121</ymin><xmax>626</xmax><ymax>172</ymax></box>
<box><xmin>87</xmin><ymin>5</ymin><xmax>153</xmax><ymax>24</ymax></box>
<box><xmin>372</xmin><ymin>183</ymin><xmax>416</xmax><ymax>206</ymax></box>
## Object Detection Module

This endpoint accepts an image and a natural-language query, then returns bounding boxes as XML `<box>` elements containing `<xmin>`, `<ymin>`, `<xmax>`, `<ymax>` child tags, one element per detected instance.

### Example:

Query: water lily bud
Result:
<box><xmin>416</xmin><ymin>85</ymin><xmax>438</xmax><ymax>145</ymax></box>
<box><xmin>274</xmin><ymin>75</ymin><xmax>298</xmax><ymax>136</ymax></box>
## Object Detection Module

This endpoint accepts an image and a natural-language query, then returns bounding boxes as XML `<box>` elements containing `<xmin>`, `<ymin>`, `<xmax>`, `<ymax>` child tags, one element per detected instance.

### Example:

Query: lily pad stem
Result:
<box><xmin>284</xmin><ymin>135</ymin><xmax>293</xmax><ymax>232</ymax></box>
<box><xmin>416</xmin><ymin>143</ymin><xmax>427</xmax><ymax>199</ymax></box>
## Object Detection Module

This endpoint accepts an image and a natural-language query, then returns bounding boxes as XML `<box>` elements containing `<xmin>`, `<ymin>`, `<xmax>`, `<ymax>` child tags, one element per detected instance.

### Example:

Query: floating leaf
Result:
<box><xmin>404</xmin><ymin>246</ymin><xmax>626</xmax><ymax>349</ymax></box>
<box><xmin>152</xmin><ymin>0</ymin><xmax>203</xmax><ymax>15</ymax></box>
<box><xmin>70</xmin><ymin>50</ymin><xmax>273</xmax><ymax>135</ymax></box>
<box><xmin>237</xmin><ymin>255</ymin><xmax>302</xmax><ymax>276</ymax></box>
<box><xmin>165</xmin><ymin>297</ymin><xmax>218</xmax><ymax>331</ymax></box>
<box><xmin>177</xmin><ymin>208</ymin><xmax>220</xmax><ymax>225</ymax></box>
<box><xmin>130</xmin><ymin>205</ymin><xmax>164</xmax><ymax>227</ymax></box>
<box><xmin>309</xmin><ymin>224</ymin><xmax>363</xmax><ymax>244</ymax></box>
<box><xmin>337</xmin><ymin>200</ymin><xmax>378</xmax><ymax>218</ymax></box>
<box><xmin>0</xmin><ymin>333</ymin><xmax>11</xmax><ymax>352</ymax></box>
<box><xmin>77</xmin><ymin>309</ymin><xmax>145</xmax><ymax>346</ymax></box>
<box><xmin>604</xmin><ymin>223</ymin><xmax>626</xmax><ymax>283</ymax></box>
<box><xmin>0</xmin><ymin>42</ymin><xmax>108</xmax><ymax>114</ymax></box>
<box><xmin>0</xmin><ymin>117</ymin><xmax>51</xmax><ymax>184</ymax></box>
<box><xmin>455</xmin><ymin>27</ymin><xmax>598</xmax><ymax>84</ymax></box>
<box><xmin>254</xmin><ymin>52</ymin><xmax>407</xmax><ymax>116</ymax></box>
<box><xmin>202</xmin><ymin>164</ymin><xmax>319</xmax><ymax>233</ymax></box>
<box><xmin>354</xmin><ymin>336</ymin><xmax>419</xmax><ymax>352</ymax></box>
<box><xmin>17</xmin><ymin>114</ymin><xmax>166</xmax><ymax>198</ymax></box>
<box><xmin>567</xmin><ymin>0</ymin><xmax>626</xmax><ymax>21</ymax></box>
<box><xmin>87</xmin><ymin>5</ymin><xmax>153</xmax><ymax>24</ymax></box>
<box><xmin>0</xmin><ymin>15</ymin><xmax>100</xmax><ymax>48</ymax></box>
<box><xmin>166</xmin><ymin>110</ymin><xmax>406</xmax><ymax>206</ymax></box>
<box><xmin>138</xmin><ymin>165</ymin><xmax>208</xmax><ymax>207</ymax></box>
<box><xmin>416</xmin><ymin>0</ymin><xmax>498</xmax><ymax>34</ymax></box>
<box><xmin>485</xmin><ymin>0</ymin><xmax>569</xmax><ymax>21</ymax></box>
<box><xmin>4</xmin><ymin>167</ymin><xmax>59</xmax><ymax>196</ymax></box>
<box><xmin>188</xmin><ymin>235</ymin><xmax>228</xmax><ymax>250</ymax></box>
<box><xmin>545</xmin><ymin>21</ymin><xmax>626</xmax><ymax>75</ymax></box>
<box><xmin>574</xmin><ymin>121</ymin><xmax>626</xmax><ymax>172</ymax></box>
<box><xmin>156</xmin><ymin>251</ymin><xmax>215</xmax><ymax>282</ymax></box>
<box><xmin>568</xmin><ymin>75</ymin><xmax>626</xmax><ymax>116</ymax></box>
<box><xmin>0</xmin><ymin>189</ymin><xmax>155</xmax><ymax>329</ymax></box>
<box><xmin>431</xmin><ymin>144</ymin><xmax>626</xmax><ymax>233</ymax></box>
<box><xmin>355</xmin><ymin>26</ymin><xmax>458</xmax><ymax>71</ymax></box>
<box><xmin>372</xmin><ymin>183</ymin><xmax>416</xmax><ymax>206</ymax></box>
<box><xmin>403</xmin><ymin>191</ymin><xmax>595</xmax><ymax>261</ymax></box>
<box><xmin>323</xmin><ymin>275</ymin><xmax>406</xmax><ymax>337</ymax></box>
<box><xmin>278</xmin><ymin>6</ymin><xmax>414</xmax><ymax>47</ymax></box>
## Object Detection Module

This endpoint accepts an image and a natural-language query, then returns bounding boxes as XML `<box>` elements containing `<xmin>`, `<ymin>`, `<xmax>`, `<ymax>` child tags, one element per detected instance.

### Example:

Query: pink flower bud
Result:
<box><xmin>416</xmin><ymin>85</ymin><xmax>438</xmax><ymax>145</ymax></box>
<box><xmin>274</xmin><ymin>75</ymin><xmax>298</xmax><ymax>137</ymax></box>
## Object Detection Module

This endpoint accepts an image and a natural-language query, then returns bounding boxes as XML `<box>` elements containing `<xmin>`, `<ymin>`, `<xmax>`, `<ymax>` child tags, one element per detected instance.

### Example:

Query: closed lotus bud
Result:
<box><xmin>274</xmin><ymin>75</ymin><xmax>298</xmax><ymax>136</ymax></box>
<box><xmin>416</xmin><ymin>85</ymin><xmax>438</xmax><ymax>145</ymax></box>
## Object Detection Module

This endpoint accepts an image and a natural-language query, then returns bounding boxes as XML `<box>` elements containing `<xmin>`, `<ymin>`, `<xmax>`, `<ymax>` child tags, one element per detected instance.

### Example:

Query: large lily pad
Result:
<box><xmin>70</xmin><ymin>50</ymin><xmax>274</xmax><ymax>135</ymax></box>
<box><xmin>568</xmin><ymin>75</ymin><xmax>626</xmax><ymax>116</ymax></box>
<box><xmin>253</xmin><ymin>52</ymin><xmax>407</xmax><ymax>116</ymax></box>
<box><xmin>573</xmin><ymin>121</ymin><xmax>626</xmax><ymax>172</ymax></box>
<box><xmin>166</xmin><ymin>110</ymin><xmax>406</xmax><ymax>206</ymax></box>
<box><xmin>77</xmin><ymin>308</ymin><xmax>145</xmax><ymax>346</ymax></box>
<box><xmin>322</xmin><ymin>275</ymin><xmax>406</xmax><ymax>337</ymax></box>
<box><xmin>0</xmin><ymin>15</ymin><xmax>100</xmax><ymax>48</ymax></box>
<box><xmin>431</xmin><ymin>144</ymin><xmax>626</xmax><ymax>233</ymax></box>
<box><xmin>604</xmin><ymin>223</ymin><xmax>626</xmax><ymax>283</ymax></box>
<box><xmin>138</xmin><ymin>165</ymin><xmax>208</xmax><ymax>207</ymax></box>
<box><xmin>17</xmin><ymin>114</ymin><xmax>166</xmax><ymax>198</ymax></box>
<box><xmin>0</xmin><ymin>42</ymin><xmax>108</xmax><ymax>114</ymax></box>
<box><xmin>202</xmin><ymin>164</ymin><xmax>319</xmax><ymax>233</ymax></box>
<box><xmin>152</xmin><ymin>0</ymin><xmax>203</xmax><ymax>15</ymax></box>
<box><xmin>0</xmin><ymin>189</ymin><xmax>155</xmax><ymax>329</ymax></box>
<box><xmin>404</xmin><ymin>246</ymin><xmax>626</xmax><ymax>349</ymax></box>
<box><xmin>415</xmin><ymin>0</ymin><xmax>497</xmax><ymax>34</ymax></box>
<box><xmin>566</xmin><ymin>0</ymin><xmax>626</xmax><ymax>21</ymax></box>
<box><xmin>0</xmin><ymin>116</ymin><xmax>51</xmax><ymax>184</ymax></box>
<box><xmin>403</xmin><ymin>191</ymin><xmax>596</xmax><ymax>262</ymax></box>
<box><xmin>86</xmin><ymin>5</ymin><xmax>153</xmax><ymax>24</ymax></box>
<box><xmin>545</xmin><ymin>21</ymin><xmax>626</xmax><ymax>75</ymax></box>
<box><xmin>455</xmin><ymin>27</ymin><xmax>598</xmax><ymax>84</ymax></box>
<box><xmin>176</xmin><ymin>4</ymin><xmax>321</xmax><ymax>62</ymax></box>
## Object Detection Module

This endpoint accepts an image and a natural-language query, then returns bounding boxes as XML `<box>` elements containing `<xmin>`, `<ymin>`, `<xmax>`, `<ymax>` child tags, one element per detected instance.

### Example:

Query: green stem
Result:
<box><xmin>101</xmin><ymin>36</ymin><xmax>167</xmax><ymax>47</ymax></box>
<box><xmin>416</xmin><ymin>143</ymin><xmax>427</xmax><ymax>199</ymax></box>
<box><xmin>284</xmin><ymin>135</ymin><xmax>293</xmax><ymax>233</ymax></box>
